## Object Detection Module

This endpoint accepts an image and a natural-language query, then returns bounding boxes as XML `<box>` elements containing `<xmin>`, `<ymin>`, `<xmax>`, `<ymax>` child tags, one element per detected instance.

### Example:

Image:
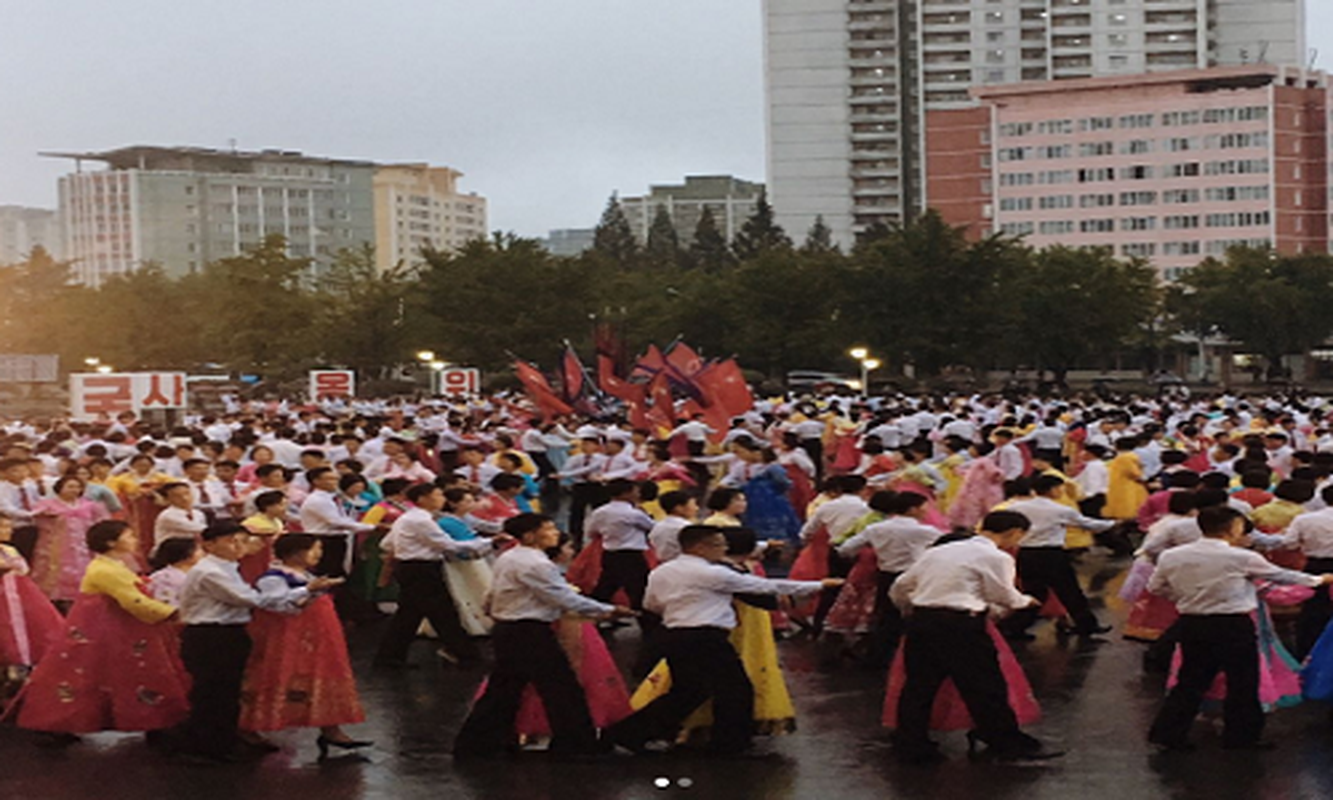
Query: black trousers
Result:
<box><xmin>568</xmin><ymin>483</ymin><xmax>608</xmax><ymax>548</ymax></box>
<box><xmin>814</xmin><ymin>550</ymin><xmax>853</xmax><ymax>630</ymax></box>
<box><xmin>867</xmin><ymin>570</ymin><xmax>904</xmax><ymax>666</ymax></box>
<box><xmin>1149</xmin><ymin>614</ymin><xmax>1263</xmax><ymax>748</ymax></box>
<box><xmin>531</xmin><ymin>452</ymin><xmax>561</xmax><ymax>515</ymax></box>
<box><xmin>896</xmin><ymin>609</ymin><xmax>1031</xmax><ymax>755</ymax></box>
<box><xmin>1296</xmin><ymin>557</ymin><xmax>1333</xmax><ymax>659</ymax></box>
<box><xmin>592</xmin><ymin>550</ymin><xmax>657</xmax><ymax>621</ymax></box>
<box><xmin>376</xmin><ymin>560</ymin><xmax>476</xmax><ymax>664</ymax></box>
<box><xmin>799</xmin><ymin>438</ymin><xmax>823</xmax><ymax>481</ymax></box>
<box><xmin>454</xmin><ymin>620</ymin><xmax>600</xmax><ymax>755</ymax></box>
<box><xmin>1012</xmin><ymin>547</ymin><xmax>1099</xmax><ymax>632</ymax></box>
<box><xmin>607</xmin><ymin>627</ymin><xmax>754</xmax><ymax>753</ymax></box>
<box><xmin>313</xmin><ymin>533</ymin><xmax>350</xmax><ymax>578</ymax></box>
<box><xmin>178</xmin><ymin>624</ymin><xmax>252</xmax><ymax>757</ymax></box>
<box><xmin>10</xmin><ymin>525</ymin><xmax>38</xmax><ymax>563</ymax></box>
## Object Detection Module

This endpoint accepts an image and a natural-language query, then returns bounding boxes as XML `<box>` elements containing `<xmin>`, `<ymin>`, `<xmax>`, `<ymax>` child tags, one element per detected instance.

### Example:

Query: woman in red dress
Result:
<box><xmin>0</xmin><ymin>517</ymin><xmax>65</xmax><ymax>687</ymax></box>
<box><xmin>238</xmin><ymin>534</ymin><xmax>369</xmax><ymax>758</ymax></box>
<box><xmin>9</xmin><ymin>520</ymin><xmax>189</xmax><ymax>739</ymax></box>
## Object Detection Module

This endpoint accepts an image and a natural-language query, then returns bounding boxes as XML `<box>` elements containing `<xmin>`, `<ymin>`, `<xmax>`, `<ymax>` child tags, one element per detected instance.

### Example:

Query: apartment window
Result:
<box><xmin>1122</xmin><ymin>217</ymin><xmax>1156</xmax><ymax>231</ymax></box>
<box><xmin>1108</xmin><ymin>33</ymin><xmax>1129</xmax><ymax>46</ymax></box>
<box><xmin>1079</xmin><ymin>193</ymin><xmax>1115</xmax><ymax>208</ymax></box>
<box><xmin>986</xmin><ymin>11</ymin><xmax>1003</xmax><ymax>23</ymax></box>
<box><xmin>1167</xmin><ymin>162</ymin><xmax>1201</xmax><ymax>178</ymax></box>
<box><xmin>1120</xmin><ymin>191</ymin><xmax>1157</xmax><ymax>206</ymax></box>
<box><xmin>1119</xmin><ymin>114</ymin><xmax>1154</xmax><ymax>129</ymax></box>
<box><xmin>1205</xmin><ymin>211</ymin><xmax>1271</xmax><ymax>227</ymax></box>
<box><xmin>986</xmin><ymin>69</ymin><xmax>1006</xmax><ymax>82</ymax></box>
<box><xmin>1204</xmin><ymin>159</ymin><xmax>1269</xmax><ymax>176</ymax></box>
<box><xmin>1163</xmin><ymin>189</ymin><xmax>1201</xmax><ymax>204</ymax></box>
<box><xmin>1077</xmin><ymin>167</ymin><xmax>1114</xmax><ymax>182</ymax></box>
<box><xmin>987</xmin><ymin>31</ymin><xmax>1004</xmax><ymax>43</ymax></box>
<box><xmin>1040</xmin><ymin>220</ymin><xmax>1075</xmax><ymax>235</ymax></box>
<box><xmin>1163</xmin><ymin>215</ymin><xmax>1200</xmax><ymax>230</ymax></box>
<box><xmin>1080</xmin><ymin>218</ymin><xmax>1115</xmax><ymax>233</ymax></box>
<box><xmin>1001</xmin><ymin>172</ymin><xmax>1035</xmax><ymax>186</ymax></box>
<box><xmin>1079</xmin><ymin>142</ymin><xmax>1115</xmax><ymax>157</ymax></box>
<box><xmin>1039</xmin><ymin>144</ymin><xmax>1073</xmax><ymax>159</ymax></box>
<box><xmin>1163</xmin><ymin>241</ymin><xmax>1201</xmax><ymax>257</ymax></box>
<box><xmin>1121</xmin><ymin>140</ymin><xmax>1153</xmax><ymax>155</ymax></box>
<box><xmin>1204</xmin><ymin>186</ymin><xmax>1270</xmax><ymax>202</ymax></box>
<box><xmin>1109</xmin><ymin>13</ymin><xmax>1128</xmax><ymax>25</ymax></box>
<box><xmin>1109</xmin><ymin>55</ymin><xmax>1129</xmax><ymax>68</ymax></box>
<box><xmin>1121</xmin><ymin>164</ymin><xmax>1153</xmax><ymax>180</ymax></box>
<box><xmin>1001</xmin><ymin>221</ymin><xmax>1034</xmax><ymax>235</ymax></box>
<box><xmin>1039</xmin><ymin>195</ymin><xmax>1075</xmax><ymax>210</ymax></box>
<box><xmin>1122</xmin><ymin>243</ymin><xmax>1156</xmax><ymax>257</ymax></box>
<box><xmin>184</xmin><ymin>186</ymin><xmax>195</xmax><ymax>195</ymax></box>
<box><xmin>987</xmin><ymin>49</ymin><xmax>1005</xmax><ymax>63</ymax></box>
<box><xmin>1079</xmin><ymin>116</ymin><xmax>1114</xmax><ymax>132</ymax></box>
<box><xmin>1039</xmin><ymin>170</ymin><xmax>1075</xmax><ymax>184</ymax></box>
<box><xmin>1000</xmin><ymin>197</ymin><xmax>1034</xmax><ymax>211</ymax></box>
<box><xmin>1038</xmin><ymin>120</ymin><xmax>1074</xmax><ymax>135</ymax></box>
<box><xmin>1167</xmin><ymin>137</ymin><xmax>1198</xmax><ymax>152</ymax></box>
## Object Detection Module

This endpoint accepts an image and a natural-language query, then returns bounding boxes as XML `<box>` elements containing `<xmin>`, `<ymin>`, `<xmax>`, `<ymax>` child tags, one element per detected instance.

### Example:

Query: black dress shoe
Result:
<box><xmin>1223</xmin><ymin>740</ymin><xmax>1277</xmax><ymax>752</ymax></box>
<box><xmin>1075</xmin><ymin>624</ymin><xmax>1113</xmax><ymax>637</ymax></box>
<box><xmin>1149</xmin><ymin>739</ymin><xmax>1196</xmax><ymax>753</ymax></box>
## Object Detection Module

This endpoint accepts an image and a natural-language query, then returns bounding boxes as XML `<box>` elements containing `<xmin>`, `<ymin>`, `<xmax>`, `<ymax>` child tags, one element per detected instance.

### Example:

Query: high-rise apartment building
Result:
<box><xmin>619</xmin><ymin>175</ymin><xmax>765</xmax><ymax>244</ymax></box>
<box><xmin>928</xmin><ymin>65</ymin><xmax>1329</xmax><ymax>280</ymax></box>
<box><xmin>0</xmin><ymin>206</ymin><xmax>61</xmax><ymax>264</ymax></box>
<box><xmin>47</xmin><ymin>146</ymin><xmax>377</xmax><ymax>287</ymax></box>
<box><xmin>764</xmin><ymin>0</ymin><xmax>1308</xmax><ymax>248</ymax></box>
<box><xmin>373</xmin><ymin>164</ymin><xmax>487</xmax><ymax>272</ymax></box>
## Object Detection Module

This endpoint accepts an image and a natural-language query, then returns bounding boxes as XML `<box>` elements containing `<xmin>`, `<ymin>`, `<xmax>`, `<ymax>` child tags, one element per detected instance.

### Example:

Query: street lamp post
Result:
<box><xmin>848</xmin><ymin>347</ymin><xmax>880</xmax><ymax>397</ymax></box>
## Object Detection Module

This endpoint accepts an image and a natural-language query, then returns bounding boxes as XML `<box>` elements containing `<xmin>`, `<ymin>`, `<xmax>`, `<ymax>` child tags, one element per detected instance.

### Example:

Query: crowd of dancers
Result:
<box><xmin>5</xmin><ymin>388</ymin><xmax>1333</xmax><ymax>765</ymax></box>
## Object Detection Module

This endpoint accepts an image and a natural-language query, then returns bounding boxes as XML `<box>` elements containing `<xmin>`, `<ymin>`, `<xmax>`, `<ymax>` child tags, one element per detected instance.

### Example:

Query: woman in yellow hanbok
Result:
<box><xmin>1104</xmin><ymin>438</ymin><xmax>1148</xmax><ymax>522</ymax></box>
<box><xmin>630</xmin><ymin>528</ymin><xmax>796</xmax><ymax>739</ymax></box>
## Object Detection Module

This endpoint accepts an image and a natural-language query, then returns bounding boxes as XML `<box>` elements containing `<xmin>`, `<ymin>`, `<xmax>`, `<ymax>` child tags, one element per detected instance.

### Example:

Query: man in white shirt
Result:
<box><xmin>1280</xmin><ymin>484</ymin><xmax>1333</xmax><ymax>656</ymax></box>
<box><xmin>605</xmin><ymin>525</ymin><xmax>837</xmax><ymax>756</ymax></box>
<box><xmin>454</xmin><ymin>512</ymin><xmax>631</xmax><ymax>759</ymax></box>
<box><xmin>375</xmin><ymin>483</ymin><xmax>499</xmax><ymax>668</ymax></box>
<box><xmin>669</xmin><ymin>414</ymin><xmax>716</xmax><ymax>458</ymax></box>
<box><xmin>153</xmin><ymin>482</ymin><xmax>209</xmax><ymax>553</ymax></box>
<box><xmin>648</xmin><ymin>490</ymin><xmax>699</xmax><ymax>563</ymax></box>
<box><xmin>1004</xmin><ymin>475</ymin><xmax>1116</xmax><ymax>638</ymax></box>
<box><xmin>837</xmin><ymin>491</ymin><xmax>942</xmax><ymax>664</ymax></box>
<box><xmin>176</xmin><ymin>521</ymin><xmax>338</xmax><ymax>762</ymax></box>
<box><xmin>586</xmin><ymin>480</ymin><xmax>656</xmax><ymax>630</ymax></box>
<box><xmin>1147</xmin><ymin>506</ymin><xmax>1331</xmax><ymax>752</ymax></box>
<box><xmin>299</xmin><ymin>467</ymin><xmax>376</xmax><ymax>580</ymax></box>
<box><xmin>992</xmin><ymin>430</ymin><xmax>1025</xmax><ymax>482</ymax></box>
<box><xmin>799</xmin><ymin>474</ymin><xmax>871</xmax><ymax>630</ymax></box>
<box><xmin>889</xmin><ymin>511</ymin><xmax>1057</xmax><ymax>763</ymax></box>
<box><xmin>555</xmin><ymin>437</ymin><xmax>608</xmax><ymax>546</ymax></box>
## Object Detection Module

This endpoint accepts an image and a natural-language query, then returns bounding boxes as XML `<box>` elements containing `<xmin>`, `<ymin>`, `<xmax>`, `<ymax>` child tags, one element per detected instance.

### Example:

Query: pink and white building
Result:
<box><xmin>926</xmin><ymin>65</ymin><xmax>1331</xmax><ymax>279</ymax></box>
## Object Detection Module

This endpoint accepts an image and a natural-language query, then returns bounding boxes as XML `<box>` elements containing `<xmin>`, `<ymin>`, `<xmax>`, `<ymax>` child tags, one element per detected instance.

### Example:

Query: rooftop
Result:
<box><xmin>39</xmin><ymin>144</ymin><xmax>377</xmax><ymax>171</ymax></box>
<box><xmin>972</xmin><ymin>64</ymin><xmax>1328</xmax><ymax>101</ymax></box>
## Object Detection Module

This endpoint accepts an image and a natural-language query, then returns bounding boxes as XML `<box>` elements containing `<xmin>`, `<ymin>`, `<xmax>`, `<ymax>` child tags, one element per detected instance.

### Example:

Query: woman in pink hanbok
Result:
<box><xmin>948</xmin><ymin>443</ymin><xmax>1004</xmax><ymax>530</ymax></box>
<box><xmin>31</xmin><ymin>477</ymin><xmax>109</xmax><ymax>605</ymax></box>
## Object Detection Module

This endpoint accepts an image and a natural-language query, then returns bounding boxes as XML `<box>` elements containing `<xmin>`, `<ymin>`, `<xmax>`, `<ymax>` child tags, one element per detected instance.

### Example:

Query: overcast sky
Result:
<box><xmin>1</xmin><ymin>1</ymin><xmax>1329</xmax><ymax>237</ymax></box>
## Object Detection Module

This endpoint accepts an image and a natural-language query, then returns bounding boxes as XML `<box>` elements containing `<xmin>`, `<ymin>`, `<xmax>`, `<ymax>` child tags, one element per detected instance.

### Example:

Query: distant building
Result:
<box><xmin>619</xmin><ymin>175</ymin><xmax>765</xmax><ymax>244</ymax></box>
<box><xmin>373</xmin><ymin>164</ymin><xmax>487</xmax><ymax>272</ymax></box>
<box><xmin>46</xmin><ymin>145</ymin><xmax>378</xmax><ymax>286</ymax></box>
<box><xmin>927</xmin><ymin>65</ymin><xmax>1330</xmax><ymax>280</ymax></box>
<box><xmin>0</xmin><ymin>206</ymin><xmax>60</xmax><ymax>264</ymax></box>
<box><xmin>542</xmin><ymin>228</ymin><xmax>596</xmax><ymax>257</ymax></box>
<box><xmin>764</xmin><ymin>0</ymin><xmax>1309</xmax><ymax>249</ymax></box>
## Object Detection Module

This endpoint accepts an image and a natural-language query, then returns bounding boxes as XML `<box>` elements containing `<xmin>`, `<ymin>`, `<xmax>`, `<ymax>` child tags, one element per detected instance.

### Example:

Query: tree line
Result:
<box><xmin>3</xmin><ymin>195</ymin><xmax>1332</xmax><ymax>390</ymax></box>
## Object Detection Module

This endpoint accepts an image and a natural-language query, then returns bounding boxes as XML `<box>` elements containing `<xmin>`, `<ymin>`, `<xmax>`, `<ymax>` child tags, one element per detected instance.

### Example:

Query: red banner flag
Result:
<box><xmin>514</xmin><ymin>361</ymin><xmax>573</xmax><ymax>418</ymax></box>
<box><xmin>646</xmin><ymin>371</ymin><xmax>677</xmax><ymax>435</ymax></box>
<box><xmin>665</xmin><ymin>341</ymin><xmax>704</xmax><ymax>378</ymax></box>
<box><xmin>560</xmin><ymin>346</ymin><xmax>586</xmax><ymax>405</ymax></box>
<box><xmin>631</xmin><ymin>344</ymin><xmax>668</xmax><ymax>381</ymax></box>
<box><xmin>598</xmin><ymin>354</ymin><xmax>649</xmax><ymax>429</ymax></box>
<box><xmin>695</xmin><ymin>358</ymin><xmax>754</xmax><ymax>419</ymax></box>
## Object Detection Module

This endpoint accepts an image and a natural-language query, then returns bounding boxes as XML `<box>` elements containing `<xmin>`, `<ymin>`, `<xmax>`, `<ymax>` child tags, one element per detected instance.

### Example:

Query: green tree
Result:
<box><xmin>732</xmin><ymin>191</ymin><xmax>792</xmax><ymax>261</ymax></box>
<box><xmin>1173</xmin><ymin>247</ymin><xmax>1333</xmax><ymax>379</ymax></box>
<box><xmin>592</xmin><ymin>193</ymin><xmax>639</xmax><ymax>267</ymax></box>
<box><xmin>196</xmin><ymin>234</ymin><xmax>320</xmax><ymax>378</ymax></box>
<box><xmin>687</xmin><ymin>206</ymin><xmax>733</xmax><ymax>272</ymax></box>
<box><xmin>314</xmin><ymin>243</ymin><xmax>421</xmax><ymax>379</ymax></box>
<box><xmin>1000</xmin><ymin>245</ymin><xmax>1160</xmax><ymax>383</ymax></box>
<box><xmin>801</xmin><ymin>215</ymin><xmax>838</xmax><ymax>255</ymax></box>
<box><xmin>0</xmin><ymin>247</ymin><xmax>89</xmax><ymax>367</ymax></box>
<box><xmin>644</xmin><ymin>204</ymin><xmax>682</xmax><ymax>269</ymax></box>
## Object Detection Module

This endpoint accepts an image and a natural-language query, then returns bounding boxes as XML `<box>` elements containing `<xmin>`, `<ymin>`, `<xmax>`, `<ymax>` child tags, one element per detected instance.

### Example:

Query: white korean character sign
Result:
<box><xmin>439</xmin><ymin>368</ymin><xmax>480</xmax><ymax>395</ymax></box>
<box><xmin>70</xmin><ymin>372</ymin><xmax>188</xmax><ymax>421</ymax></box>
<box><xmin>310</xmin><ymin>370</ymin><xmax>356</xmax><ymax>400</ymax></box>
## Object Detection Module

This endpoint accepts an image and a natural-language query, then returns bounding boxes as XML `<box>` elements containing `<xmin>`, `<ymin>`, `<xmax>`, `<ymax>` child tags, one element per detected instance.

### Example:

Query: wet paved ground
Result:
<box><xmin>5</xmin><ymin>551</ymin><xmax>1333</xmax><ymax>800</ymax></box>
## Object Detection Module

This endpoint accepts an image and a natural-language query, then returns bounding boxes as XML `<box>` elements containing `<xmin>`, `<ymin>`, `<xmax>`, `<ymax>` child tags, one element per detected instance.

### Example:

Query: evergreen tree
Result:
<box><xmin>592</xmin><ymin>193</ymin><xmax>640</xmax><ymax>267</ymax></box>
<box><xmin>645</xmin><ymin>204</ymin><xmax>682</xmax><ymax>268</ymax></box>
<box><xmin>688</xmin><ymin>206</ymin><xmax>733</xmax><ymax>271</ymax></box>
<box><xmin>731</xmin><ymin>190</ymin><xmax>792</xmax><ymax>261</ymax></box>
<box><xmin>801</xmin><ymin>215</ymin><xmax>838</xmax><ymax>255</ymax></box>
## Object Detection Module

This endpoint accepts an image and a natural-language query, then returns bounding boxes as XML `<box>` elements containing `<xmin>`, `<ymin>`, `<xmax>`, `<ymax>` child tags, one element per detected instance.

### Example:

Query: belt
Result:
<box><xmin>911</xmin><ymin>606</ymin><xmax>985</xmax><ymax>618</ymax></box>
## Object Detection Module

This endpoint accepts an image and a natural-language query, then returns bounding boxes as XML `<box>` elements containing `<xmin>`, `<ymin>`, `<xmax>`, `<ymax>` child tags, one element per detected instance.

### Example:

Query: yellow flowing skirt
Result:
<box><xmin>630</xmin><ymin>601</ymin><xmax>796</xmax><ymax>739</ymax></box>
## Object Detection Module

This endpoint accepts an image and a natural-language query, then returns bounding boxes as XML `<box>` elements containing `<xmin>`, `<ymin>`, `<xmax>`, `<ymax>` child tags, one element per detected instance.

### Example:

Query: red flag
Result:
<box><xmin>513</xmin><ymin>361</ymin><xmax>573</xmax><ymax>418</ymax></box>
<box><xmin>631</xmin><ymin>344</ymin><xmax>668</xmax><ymax>381</ymax></box>
<box><xmin>598</xmin><ymin>354</ymin><xmax>649</xmax><ymax>429</ymax></box>
<box><xmin>695</xmin><ymin>358</ymin><xmax>754</xmax><ymax>419</ymax></box>
<box><xmin>680</xmin><ymin>398</ymin><xmax>729</xmax><ymax>445</ymax></box>
<box><xmin>665</xmin><ymin>342</ymin><xmax>704</xmax><ymax>378</ymax></box>
<box><xmin>560</xmin><ymin>346</ymin><xmax>586</xmax><ymax>405</ymax></box>
<box><xmin>646</xmin><ymin>371</ymin><xmax>676</xmax><ymax>435</ymax></box>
